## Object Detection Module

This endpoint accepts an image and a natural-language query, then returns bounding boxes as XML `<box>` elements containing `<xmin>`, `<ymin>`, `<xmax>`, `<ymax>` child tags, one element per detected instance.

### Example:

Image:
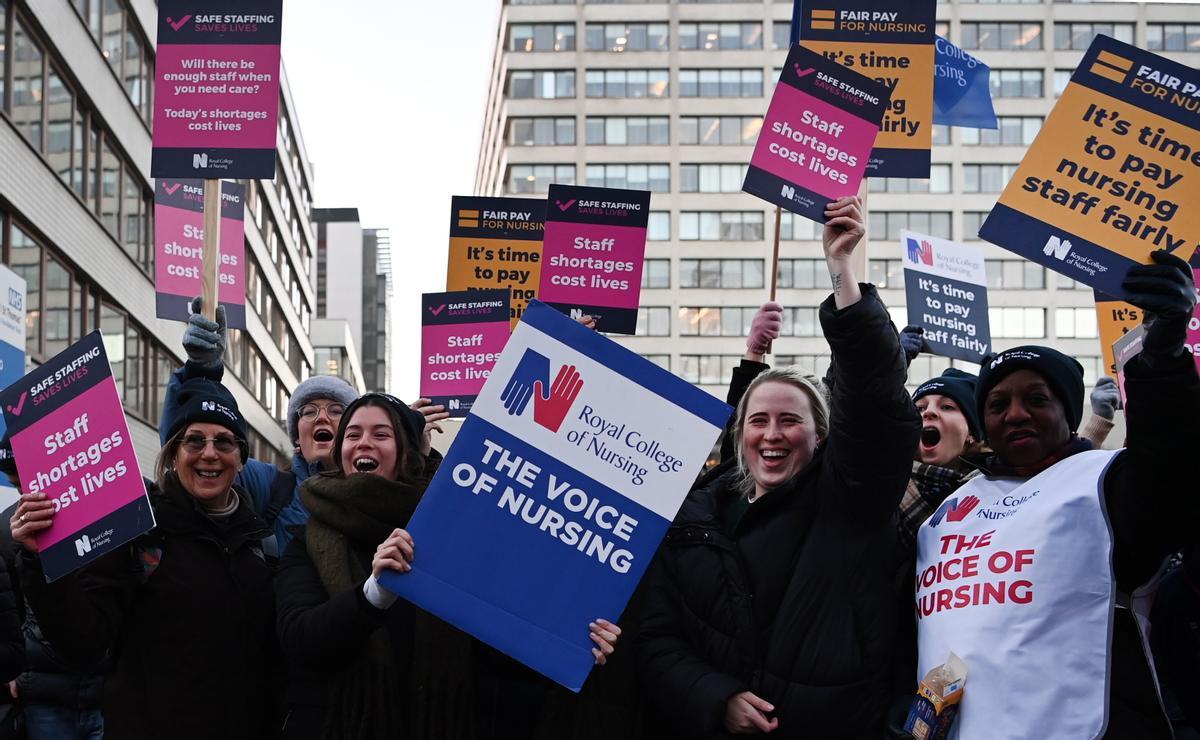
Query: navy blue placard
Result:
<box><xmin>903</xmin><ymin>270</ymin><xmax>991</xmax><ymax>362</ymax></box>
<box><xmin>0</xmin><ymin>332</ymin><xmax>109</xmax><ymax>438</ymax></box>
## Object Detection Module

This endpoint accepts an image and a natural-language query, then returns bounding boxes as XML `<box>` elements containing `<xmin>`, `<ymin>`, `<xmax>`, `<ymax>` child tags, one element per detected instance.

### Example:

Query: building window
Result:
<box><xmin>584</xmin><ymin>23</ymin><xmax>669</xmax><ymax>52</ymax></box>
<box><xmin>932</xmin><ymin>125</ymin><xmax>950</xmax><ymax>145</ymax></box>
<box><xmin>679</xmin><ymin>355</ymin><xmax>742</xmax><ymax>385</ymax></box>
<box><xmin>963</xmin><ymin>163</ymin><xmax>1019</xmax><ymax>193</ymax></box>
<box><xmin>960</xmin><ymin>117</ymin><xmax>1042</xmax><ymax>146</ymax></box>
<box><xmin>508</xmin><ymin>117</ymin><xmax>576</xmax><ymax>146</ymax></box>
<box><xmin>647</xmin><ymin>211</ymin><xmax>670</xmax><ymax>241</ymax></box>
<box><xmin>1053</xmin><ymin>69</ymin><xmax>1073</xmax><ymax>97</ymax></box>
<box><xmin>868</xmin><ymin>259</ymin><xmax>904</xmax><ymax>289</ymax></box>
<box><xmin>679</xmin><ymin>163</ymin><xmax>748</xmax><ymax>193</ymax></box>
<box><xmin>642</xmin><ymin>260</ymin><xmax>670</xmax><ymax>289</ymax></box>
<box><xmin>1055</xmin><ymin>307</ymin><xmax>1098</xmax><ymax>338</ymax></box>
<box><xmin>585</xmin><ymin>69</ymin><xmax>669</xmax><ymax>98</ymax></box>
<box><xmin>507</xmin><ymin>164</ymin><xmax>576</xmax><ymax>194</ymax></box>
<box><xmin>680</xmin><ymin>259</ymin><xmax>764</xmax><ymax>289</ymax></box>
<box><xmin>584</xmin><ymin>164</ymin><xmax>670</xmax><ymax>192</ymax></box>
<box><xmin>780</xmin><ymin>307</ymin><xmax>820</xmax><ymax>337</ymax></box>
<box><xmin>869</xmin><ymin>164</ymin><xmax>951</xmax><ymax>193</ymax></box>
<box><xmin>989</xmin><ymin>307</ymin><xmax>1046</xmax><ymax>338</ymax></box>
<box><xmin>680</xmin><ymin>211</ymin><xmax>764</xmax><ymax>241</ymax></box>
<box><xmin>868</xmin><ymin>212</ymin><xmax>952</xmax><ymax>240</ymax></box>
<box><xmin>585</xmin><ymin>116</ymin><xmax>669</xmax><ymax>145</ymax></box>
<box><xmin>679</xmin><ymin>69</ymin><xmax>763</xmax><ymax>98</ymax></box>
<box><xmin>635</xmin><ymin>306</ymin><xmax>671</xmax><ymax>336</ymax></box>
<box><xmin>70</xmin><ymin>0</ymin><xmax>153</xmax><ymax>123</ymax></box>
<box><xmin>962</xmin><ymin>212</ymin><xmax>989</xmax><ymax>241</ymax></box>
<box><xmin>679</xmin><ymin>22</ymin><xmax>763</xmax><ymax>50</ymax></box>
<box><xmin>780</xmin><ymin>213</ymin><xmax>821</xmax><ymax>241</ymax></box>
<box><xmin>507</xmin><ymin>70</ymin><xmax>575</xmax><ymax>99</ymax></box>
<box><xmin>986</xmin><ymin>260</ymin><xmax>1045</xmax><ymax>289</ymax></box>
<box><xmin>11</xmin><ymin>16</ymin><xmax>44</xmax><ymax>149</ymax></box>
<box><xmin>508</xmin><ymin>23</ymin><xmax>576</xmax><ymax>52</ymax></box>
<box><xmin>777</xmin><ymin>259</ymin><xmax>825</xmax><ymax>289</ymax></box>
<box><xmin>641</xmin><ymin>354</ymin><xmax>670</xmax><ymax>372</ymax></box>
<box><xmin>680</xmin><ymin>306</ymin><xmax>759</xmax><ymax>337</ymax></box>
<box><xmin>11</xmin><ymin>224</ymin><xmax>42</xmax><ymax>359</ymax></box>
<box><xmin>959</xmin><ymin>22</ymin><xmax>1042</xmax><ymax>50</ymax></box>
<box><xmin>1147</xmin><ymin>24</ymin><xmax>1200</xmax><ymax>52</ymax></box>
<box><xmin>679</xmin><ymin>116</ymin><xmax>763</xmax><ymax>146</ymax></box>
<box><xmin>1054</xmin><ymin>23</ymin><xmax>1133</xmax><ymax>50</ymax></box>
<box><xmin>508</xmin><ymin>0</ymin><xmax>574</xmax><ymax>5</ymax></box>
<box><xmin>989</xmin><ymin>69</ymin><xmax>1043</xmax><ymax>98</ymax></box>
<box><xmin>772</xmin><ymin>23</ymin><xmax>792</xmax><ymax>50</ymax></box>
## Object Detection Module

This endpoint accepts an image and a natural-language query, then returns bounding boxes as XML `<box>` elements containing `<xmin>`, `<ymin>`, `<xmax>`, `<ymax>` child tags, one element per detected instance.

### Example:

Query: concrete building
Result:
<box><xmin>473</xmin><ymin>0</ymin><xmax>1197</xmax><ymax>420</ymax></box>
<box><xmin>0</xmin><ymin>0</ymin><xmax>318</xmax><ymax>471</ymax></box>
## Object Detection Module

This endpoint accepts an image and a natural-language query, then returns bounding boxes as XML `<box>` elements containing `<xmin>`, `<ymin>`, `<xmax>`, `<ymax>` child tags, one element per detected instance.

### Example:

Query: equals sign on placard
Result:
<box><xmin>1089</xmin><ymin>50</ymin><xmax>1133</xmax><ymax>84</ymax></box>
<box><xmin>458</xmin><ymin>210</ymin><xmax>480</xmax><ymax>228</ymax></box>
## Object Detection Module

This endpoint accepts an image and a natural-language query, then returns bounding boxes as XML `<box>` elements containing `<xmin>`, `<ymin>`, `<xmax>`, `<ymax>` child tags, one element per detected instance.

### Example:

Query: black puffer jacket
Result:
<box><xmin>18</xmin><ymin>479</ymin><xmax>278</xmax><ymax>740</ymax></box>
<box><xmin>636</xmin><ymin>285</ymin><xmax>920</xmax><ymax>739</ymax></box>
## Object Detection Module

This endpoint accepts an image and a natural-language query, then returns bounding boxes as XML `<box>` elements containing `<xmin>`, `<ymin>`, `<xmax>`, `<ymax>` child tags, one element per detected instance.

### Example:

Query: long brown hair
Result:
<box><xmin>331</xmin><ymin>394</ymin><xmax>426</xmax><ymax>482</ymax></box>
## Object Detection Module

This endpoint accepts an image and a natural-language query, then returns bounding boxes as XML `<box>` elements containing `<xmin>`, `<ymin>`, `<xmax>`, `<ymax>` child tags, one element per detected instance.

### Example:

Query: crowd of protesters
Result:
<box><xmin>0</xmin><ymin>195</ymin><xmax>1194</xmax><ymax>739</ymax></box>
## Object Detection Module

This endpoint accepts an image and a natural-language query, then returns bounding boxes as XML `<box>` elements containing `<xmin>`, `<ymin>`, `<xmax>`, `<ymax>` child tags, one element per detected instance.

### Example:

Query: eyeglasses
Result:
<box><xmin>180</xmin><ymin>434</ymin><xmax>243</xmax><ymax>455</ymax></box>
<box><xmin>299</xmin><ymin>403</ymin><xmax>346</xmax><ymax>421</ymax></box>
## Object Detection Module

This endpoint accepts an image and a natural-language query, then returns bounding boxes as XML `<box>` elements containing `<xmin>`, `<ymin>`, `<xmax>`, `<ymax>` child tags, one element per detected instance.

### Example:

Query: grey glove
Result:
<box><xmin>182</xmin><ymin>297</ymin><xmax>227</xmax><ymax>368</ymax></box>
<box><xmin>1089</xmin><ymin>376</ymin><xmax>1120</xmax><ymax>420</ymax></box>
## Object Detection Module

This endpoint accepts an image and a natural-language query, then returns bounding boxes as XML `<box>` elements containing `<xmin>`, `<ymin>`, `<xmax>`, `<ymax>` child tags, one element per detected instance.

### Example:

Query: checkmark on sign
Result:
<box><xmin>793</xmin><ymin>65</ymin><xmax>816</xmax><ymax>78</ymax></box>
<box><xmin>162</xmin><ymin>183</ymin><xmax>182</xmax><ymax>195</ymax></box>
<box><xmin>6</xmin><ymin>392</ymin><xmax>27</xmax><ymax>417</ymax></box>
<box><xmin>428</xmin><ymin>304</ymin><xmax>446</xmax><ymax>317</ymax></box>
<box><xmin>166</xmin><ymin>15</ymin><xmax>192</xmax><ymax>31</ymax></box>
<box><xmin>556</xmin><ymin>199</ymin><xmax>576</xmax><ymax>212</ymax></box>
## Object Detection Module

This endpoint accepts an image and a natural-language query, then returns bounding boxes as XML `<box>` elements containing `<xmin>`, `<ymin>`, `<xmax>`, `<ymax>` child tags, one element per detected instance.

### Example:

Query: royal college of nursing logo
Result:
<box><xmin>928</xmin><ymin>495</ymin><xmax>980</xmax><ymax>527</ymax></box>
<box><xmin>906</xmin><ymin>237</ymin><xmax>934</xmax><ymax>266</ymax></box>
<box><xmin>500</xmin><ymin>349</ymin><xmax>584</xmax><ymax>433</ymax></box>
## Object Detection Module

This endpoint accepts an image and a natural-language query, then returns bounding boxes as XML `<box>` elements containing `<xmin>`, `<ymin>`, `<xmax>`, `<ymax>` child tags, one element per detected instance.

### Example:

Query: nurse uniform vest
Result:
<box><xmin>915</xmin><ymin>449</ymin><xmax>1120</xmax><ymax>740</ymax></box>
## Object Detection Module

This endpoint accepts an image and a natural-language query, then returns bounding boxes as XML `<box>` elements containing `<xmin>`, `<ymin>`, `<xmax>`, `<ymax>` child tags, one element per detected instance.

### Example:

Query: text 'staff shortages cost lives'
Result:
<box><xmin>798</xmin><ymin>0</ymin><xmax>936</xmax><ymax>177</ymax></box>
<box><xmin>446</xmin><ymin>196</ymin><xmax>546</xmax><ymax>330</ymax></box>
<box><xmin>901</xmin><ymin>230</ymin><xmax>992</xmax><ymax>363</ymax></box>
<box><xmin>980</xmin><ymin>35</ymin><xmax>1200</xmax><ymax>299</ymax></box>
<box><xmin>420</xmin><ymin>289</ymin><xmax>511</xmax><ymax>419</ymax></box>
<box><xmin>538</xmin><ymin>186</ymin><xmax>651</xmax><ymax>335</ymax></box>
<box><xmin>0</xmin><ymin>332</ymin><xmax>153</xmax><ymax>582</ymax></box>
<box><xmin>743</xmin><ymin>44</ymin><xmax>890</xmax><ymax>223</ymax></box>
<box><xmin>154</xmin><ymin>179</ymin><xmax>247</xmax><ymax>329</ymax></box>
<box><xmin>151</xmin><ymin>0</ymin><xmax>283</xmax><ymax>179</ymax></box>
<box><xmin>381</xmin><ymin>301</ymin><xmax>730</xmax><ymax>691</ymax></box>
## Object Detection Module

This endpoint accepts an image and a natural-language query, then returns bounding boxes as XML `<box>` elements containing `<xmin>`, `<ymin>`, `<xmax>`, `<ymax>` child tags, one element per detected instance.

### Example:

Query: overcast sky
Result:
<box><xmin>281</xmin><ymin>0</ymin><xmax>500</xmax><ymax>398</ymax></box>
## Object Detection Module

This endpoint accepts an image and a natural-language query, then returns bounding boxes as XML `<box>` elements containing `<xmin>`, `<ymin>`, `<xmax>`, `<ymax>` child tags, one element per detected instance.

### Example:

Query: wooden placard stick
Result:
<box><xmin>201</xmin><ymin>179</ymin><xmax>221</xmax><ymax>321</ymax></box>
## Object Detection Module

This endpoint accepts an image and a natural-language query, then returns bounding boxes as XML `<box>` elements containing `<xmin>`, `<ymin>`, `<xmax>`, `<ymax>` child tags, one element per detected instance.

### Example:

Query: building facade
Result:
<box><xmin>474</xmin><ymin>0</ymin><xmax>1198</xmax><ymax>404</ymax></box>
<box><xmin>0</xmin><ymin>0</ymin><xmax>318</xmax><ymax>471</ymax></box>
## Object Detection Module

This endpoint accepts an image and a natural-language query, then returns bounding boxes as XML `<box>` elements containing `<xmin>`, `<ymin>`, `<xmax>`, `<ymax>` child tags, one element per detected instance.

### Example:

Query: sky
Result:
<box><xmin>280</xmin><ymin>0</ymin><xmax>501</xmax><ymax>398</ymax></box>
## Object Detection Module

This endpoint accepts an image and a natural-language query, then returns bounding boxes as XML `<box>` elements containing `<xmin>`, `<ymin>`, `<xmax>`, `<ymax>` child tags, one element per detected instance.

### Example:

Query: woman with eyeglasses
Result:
<box><xmin>275</xmin><ymin>392</ymin><xmax>621</xmax><ymax>739</ymax></box>
<box><xmin>11</xmin><ymin>379</ymin><xmax>281</xmax><ymax>740</ymax></box>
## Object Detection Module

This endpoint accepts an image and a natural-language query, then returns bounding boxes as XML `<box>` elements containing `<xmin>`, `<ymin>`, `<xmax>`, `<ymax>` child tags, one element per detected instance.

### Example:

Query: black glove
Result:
<box><xmin>899</xmin><ymin>325</ymin><xmax>930</xmax><ymax>366</ymax></box>
<box><xmin>1121</xmin><ymin>250</ymin><xmax>1197</xmax><ymax>368</ymax></box>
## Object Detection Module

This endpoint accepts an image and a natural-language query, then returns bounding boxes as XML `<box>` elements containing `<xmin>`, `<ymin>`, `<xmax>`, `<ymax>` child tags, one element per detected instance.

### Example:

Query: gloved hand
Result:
<box><xmin>183</xmin><ymin>297</ymin><xmax>227</xmax><ymax>368</ymax></box>
<box><xmin>899</xmin><ymin>325</ymin><xmax>930</xmax><ymax>365</ymax></box>
<box><xmin>1121</xmin><ymin>250</ymin><xmax>1197</xmax><ymax>368</ymax></box>
<box><xmin>1089</xmin><ymin>376</ymin><xmax>1120</xmax><ymax>420</ymax></box>
<box><xmin>746</xmin><ymin>302</ymin><xmax>783</xmax><ymax>355</ymax></box>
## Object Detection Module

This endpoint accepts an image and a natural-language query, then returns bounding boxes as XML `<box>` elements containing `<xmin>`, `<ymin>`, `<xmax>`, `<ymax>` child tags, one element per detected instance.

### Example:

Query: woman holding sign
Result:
<box><xmin>636</xmin><ymin>197</ymin><xmax>921</xmax><ymax>737</ymax></box>
<box><xmin>913</xmin><ymin>250</ymin><xmax>1199</xmax><ymax>738</ymax></box>
<box><xmin>10</xmin><ymin>379</ymin><xmax>279</xmax><ymax>740</ymax></box>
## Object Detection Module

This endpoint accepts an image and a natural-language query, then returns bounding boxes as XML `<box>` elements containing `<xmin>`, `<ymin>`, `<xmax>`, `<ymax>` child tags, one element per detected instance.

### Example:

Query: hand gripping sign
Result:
<box><xmin>382</xmin><ymin>301</ymin><xmax>731</xmax><ymax>690</ymax></box>
<box><xmin>0</xmin><ymin>332</ymin><xmax>153</xmax><ymax>582</ymax></box>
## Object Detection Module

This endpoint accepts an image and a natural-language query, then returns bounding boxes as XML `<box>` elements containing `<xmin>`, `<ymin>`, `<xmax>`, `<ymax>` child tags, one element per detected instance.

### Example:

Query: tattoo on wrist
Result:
<box><xmin>831</xmin><ymin>273</ymin><xmax>843</xmax><ymax>292</ymax></box>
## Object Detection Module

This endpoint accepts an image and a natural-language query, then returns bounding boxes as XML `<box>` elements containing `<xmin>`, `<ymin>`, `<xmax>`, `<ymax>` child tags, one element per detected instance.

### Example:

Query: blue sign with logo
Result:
<box><xmin>933</xmin><ymin>36</ymin><xmax>997</xmax><ymax>130</ymax></box>
<box><xmin>0</xmin><ymin>265</ymin><xmax>26</xmax><ymax>509</ymax></box>
<box><xmin>381</xmin><ymin>300</ymin><xmax>731</xmax><ymax>690</ymax></box>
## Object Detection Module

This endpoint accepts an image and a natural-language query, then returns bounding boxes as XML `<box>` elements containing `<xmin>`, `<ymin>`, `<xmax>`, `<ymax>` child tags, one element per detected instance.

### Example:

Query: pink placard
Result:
<box><xmin>420</xmin><ymin>322</ymin><xmax>510</xmax><ymax>397</ymax></box>
<box><xmin>537</xmin><ymin>222</ymin><xmax>646</xmax><ymax>310</ymax></box>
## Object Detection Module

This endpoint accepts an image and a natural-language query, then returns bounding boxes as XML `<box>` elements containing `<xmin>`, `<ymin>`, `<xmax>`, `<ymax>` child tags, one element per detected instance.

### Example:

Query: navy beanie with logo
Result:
<box><xmin>913</xmin><ymin>368</ymin><xmax>981</xmax><ymax>438</ymax></box>
<box><xmin>976</xmin><ymin>346</ymin><xmax>1085</xmax><ymax>436</ymax></box>
<box><xmin>167</xmin><ymin>379</ymin><xmax>249</xmax><ymax>461</ymax></box>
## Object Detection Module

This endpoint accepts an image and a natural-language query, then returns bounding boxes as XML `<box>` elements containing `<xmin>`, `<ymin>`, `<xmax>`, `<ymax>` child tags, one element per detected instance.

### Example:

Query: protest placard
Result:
<box><xmin>446</xmin><ymin>196</ymin><xmax>545</xmax><ymax>329</ymax></box>
<box><xmin>0</xmin><ymin>266</ymin><xmax>25</xmax><ymax>509</ymax></box>
<box><xmin>1113</xmin><ymin>323</ymin><xmax>1146</xmax><ymax>407</ymax></box>
<box><xmin>154</xmin><ymin>179</ymin><xmax>247</xmax><ymax>329</ymax></box>
<box><xmin>538</xmin><ymin>186</ymin><xmax>650</xmax><ymax>335</ymax></box>
<box><xmin>420</xmin><ymin>290</ymin><xmax>511</xmax><ymax>418</ymax></box>
<box><xmin>933</xmin><ymin>36</ymin><xmax>997</xmax><ymax>130</ymax></box>
<box><xmin>980</xmin><ymin>35</ymin><xmax>1200</xmax><ymax>298</ymax></box>
<box><xmin>742</xmin><ymin>44</ymin><xmax>890</xmax><ymax>222</ymax></box>
<box><xmin>382</xmin><ymin>300</ymin><xmax>730</xmax><ymax>690</ymax></box>
<box><xmin>901</xmin><ymin>231</ymin><xmax>991</xmax><ymax>362</ymax></box>
<box><xmin>1188</xmin><ymin>248</ymin><xmax>1200</xmax><ymax>375</ymax></box>
<box><xmin>797</xmin><ymin>0</ymin><xmax>936</xmax><ymax>177</ymax></box>
<box><xmin>1094</xmin><ymin>291</ymin><xmax>1142</xmax><ymax>377</ymax></box>
<box><xmin>151</xmin><ymin>0</ymin><xmax>283</xmax><ymax>179</ymax></box>
<box><xmin>0</xmin><ymin>332</ymin><xmax>152</xmax><ymax>582</ymax></box>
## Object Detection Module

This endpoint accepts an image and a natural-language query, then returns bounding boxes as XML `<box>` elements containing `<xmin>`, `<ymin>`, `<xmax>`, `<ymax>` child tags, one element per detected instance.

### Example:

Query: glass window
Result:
<box><xmin>867</xmin><ymin>212</ymin><xmax>952</xmax><ymax>240</ymax></box>
<box><xmin>679</xmin><ymin>69</ymin><xmax>761</xmax><ymax>98</ymax></box>
<box><xmin>680</xmin><ymin>164</ymin><xmax>748</xmax><ymax>193</ymax></box>
<box><xmin>960</xmin><ymin>22</ymin><xmax>1042</xmax><ymax>50</ymax></box>
<box><xmin>45</xmin><ymin>68</ymin><xmax>74</xmax><ymax>184</ymax></box>
<box><xmin>869</xmin><ymin>165</ymin><xmax>952</xmax><ymax>193</ymax></box>
<box><xmin>989</xmin><ymin>69</ymin><xmax>1043</xmax><ymax>98</ymax></box>
<box><xmin>779</xmin><ymin>213</ymin><xmax>821</xmax><ymax>241</ymax></box>
<box><xmin>585</xmin><ymin>23</ymin><xmax>668</xmax><ymax>52</ymax></box>
<box><xmin>0</xmin><ymin>2</ymin><xmax>6</xmax><ymax>105</ymax></box>
<box><xmin>960</xmin><ymin>117</ymin><xmax>1042</xmax><ymax>146</ymax></box>
<box><xmin>100</xmin><ymin>303</ymin><xmax>126</xmax><ymax>397</ymax></box>
<box><xmin>963</xmin><ymin>163</ymin><xmax>1019</xmax><ymax>193</ymax></box>
<box><xmin>586</xmin><ymin>117</ymin><xmax>669</xmax><ymax>145</ymax></box>
<box><xmin>635</xmin><ymin>307</ymin><xmax>671</xmax><ymax>337</ymax></box>
<box><xmin>647</xmin><ymin>211</ymin><xmax>670</xmax><ymax>241</ymax></box>
<box><xmin>680</xmin><ymin>212</ymin><xmax>764</xmax><ymax>241</ymax></box>
<box><xmin>867</xmin><ymin>259</ymin><xmax>904</xmax><ymax>289</ymax></box>
<box><xmin>989</xmin><ymin>307</ymin><xmax>1046</xmax><ymax>338</ymax></box>
<box><xmin>1147</xmin><ymin>24</ymin><xmax>1200</xmax><ymax>52</ymax></box>
<box><xmin>43</xmin><ymin>256</ymin><xmax>72</xmax><ymax>358</ymax></box>
<box><xmin>1053</xmin><ymin>69</ymin><xmax>1073</xmax><ymax>97</ymax></box>
<box><xmin>508</xmin><ymin>117</ymin><xmax>575</xmax><ymax>146</ymax></box>
<box><xmin>507</xmin><ymin>164</ymin><xmax>576</xmax><ymax>194</ymax></box>
<box><xmin>11</xmin><ymin>226</ymin><xmax>42</xmax><ymax>357</ymax></box>
<box><xmin>773</xmin><ymin>23</ymin><xmax>791</xmax><ymax>50</ymax></box>
<box><xmin>642</xmin><ymin>260</ymin><xmax>670</xmax><ymax>289</ymax></box>
<box><xmin>12</xmin><ymin>19</ymin><xmax>44</xmax><ymax>149</ymax></box>
<box><xmin>1054</xmin><ymin>23</ymin><xmax>1133</xmax><ymax>50</ymax></box>
<box><xmin>679</xmin><ymin>22</ymin><xmax>762</xmax><ymax>50</ymax></box>
<box><xmin>585</xmin><ymin>164</ymin><xmax>670</xmax><ymax>192</ymax></box>
<box><xmin>508</xmin><ymin>70</ymin><xmax>574</xmax><ymax>99</ymax></box>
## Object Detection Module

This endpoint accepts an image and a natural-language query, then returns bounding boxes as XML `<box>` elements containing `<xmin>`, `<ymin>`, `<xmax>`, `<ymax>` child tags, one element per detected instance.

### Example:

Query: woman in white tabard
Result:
<box><xmin>913</xmin><ymin>249</ymin><xmax>1199</xmax><ymax>739</ymax></box>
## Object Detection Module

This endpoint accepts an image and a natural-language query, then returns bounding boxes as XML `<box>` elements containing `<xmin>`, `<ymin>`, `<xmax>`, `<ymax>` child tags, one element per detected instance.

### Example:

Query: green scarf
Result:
<box><xmin>302</xmin><ymin>472</ymin><xmax>426</xmax><ymax>740</ymax></box>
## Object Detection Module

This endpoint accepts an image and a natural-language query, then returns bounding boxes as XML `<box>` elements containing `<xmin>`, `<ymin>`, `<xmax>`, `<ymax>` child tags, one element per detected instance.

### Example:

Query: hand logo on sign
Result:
<box><xmin>501</xmin><ymin>350</ymin><xmax>551</xmax><ymax>417</ymax></box>
<box><xmin>533</xmin><ymin>365</ymin><xmax>584</xmax><ymax>433</ymax></box>
<box><xmin>929</xmin><ymin>495</ymin><xmax>981</xmax><ymax>527</ymax></box>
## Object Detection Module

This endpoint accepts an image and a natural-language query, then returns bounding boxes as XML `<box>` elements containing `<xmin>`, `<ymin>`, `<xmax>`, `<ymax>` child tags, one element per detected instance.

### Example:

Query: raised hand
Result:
<box><xmin>533</xmin><ymin>364</ymin><xmax>584</xmax><ymax>433</ymax></box>
<box><xmin>1089</xmin><ymin>377</ymin><xmax>1121</xmax><ymax>421</ymax></box>
<box><xmin>500</xmin><ymin>350</ymin><xmax>550</xmax><ymax>416</ymax></box>
<box><xmin>1121</xmin><ymin>250</ymin><xmax>1197</xmax><ymax>367</ymax></box>
<box><xmin>822</xmin><ymin>196</ymin><xmax>865</xmax><ymax>264</ymax></box>
<box><xmin>746</xmin><ymin>302</ymin><xmax>784</xmax><ymax>356</ymax></box>
<box><xmin>899</xmin><ymin>325</ymin><xmax>931</xmax><ymax>365</ymax></box>
<box><xmin>183</xmin><ymin>297</ymin><xmax>227</xmax><ymax>367</ymax></box>
<box><xmin>410</xmin><ymin>398</ymin><xmax>449</xmax><ymax>454</ymax></box>
<box><xmin>589</xmin><ymin>618</ymin><xmax>621</xmax><ymax>665</ymax></box>
<box><xmin>11</xmin><ymin>492</ymin><xmax>55</xmax><ymax>552</ymax></box>
<box><xmin>372</xmin><ymin>528</ymin><xmax>415</xmax><ymax>578</ymax></box>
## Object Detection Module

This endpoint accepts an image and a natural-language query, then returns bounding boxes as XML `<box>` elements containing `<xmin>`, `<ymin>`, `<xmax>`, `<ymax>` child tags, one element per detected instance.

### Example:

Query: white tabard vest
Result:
<box><xmin>915</xmin><ymin>450</ymin><xmax>1120</xmax><ymax>740</ymax></box>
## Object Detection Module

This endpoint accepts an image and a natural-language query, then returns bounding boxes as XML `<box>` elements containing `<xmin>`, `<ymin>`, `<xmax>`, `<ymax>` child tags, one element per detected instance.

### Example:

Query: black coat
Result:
<box><xmin>18</xmin><ymin>483</ymin><xmax>278</xmax><ymax>740</ymax></box>
<box><xmin>635</xmin><ymin>286</ymin><xmax>920</xmax><ymax>739</ymax></box>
